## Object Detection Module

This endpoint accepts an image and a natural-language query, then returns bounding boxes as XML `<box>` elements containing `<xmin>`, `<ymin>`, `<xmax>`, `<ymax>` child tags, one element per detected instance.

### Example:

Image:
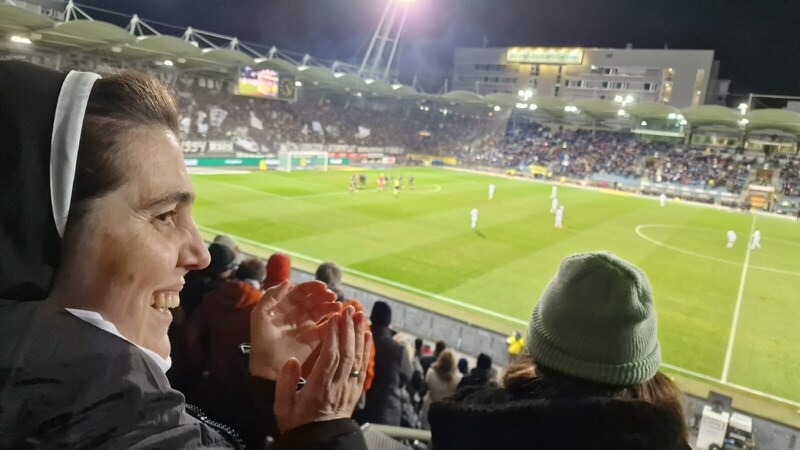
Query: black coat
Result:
<box><xmin>457</xmin><ymin>368</ymin><xmax>495</xmax><ymax>390</ymax></box>
<box><xmin>0</xmin><ymin>301</ymin><xmax>366</xmax><ymax>450</ymax></box>
<box><xmin>429</xmin><ymin>385</ymin><xmax>691</xmax><ymax>450</ymax></box>
<box><xmin>358</xmin><ymin>326</ymin><xmax>410</xmax><ymax>426</ymax></box>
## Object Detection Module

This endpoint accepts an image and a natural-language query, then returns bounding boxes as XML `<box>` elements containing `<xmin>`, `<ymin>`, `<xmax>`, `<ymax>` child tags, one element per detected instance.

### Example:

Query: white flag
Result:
<box><xmin>249</xmin><ymin>111</ymin><xmax>264</xmax><ymax>130</ymax></box>
<box><xmin>196</xmin><ymin>111</ymin><xmax>208</xmax><ymax>135</ymax></box>
<box><xmin>208</xmin><ymin>106</ymin><xmax>228</xmax><ymax>128</ymax></box>
<box><xmin>179</xmin><ymin>115</ymin><xmax>191</xmax><ymax>135</ymax></box>
<box><xmin>312</xmin><ymin>121</ymin><xmax>324</xmax><ymax>134</ymax></box>
<box><xmin>356</xmin><ymin>126</ymin><xmax>371</xmax><ymax>139</ymax></box>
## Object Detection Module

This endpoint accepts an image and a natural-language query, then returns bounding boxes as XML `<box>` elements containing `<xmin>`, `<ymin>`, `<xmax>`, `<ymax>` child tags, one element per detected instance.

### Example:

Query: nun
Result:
<box><xmin>0</xmin><ymin>61</ymin><xmax>369</xmax><ymax>449</ymax></box>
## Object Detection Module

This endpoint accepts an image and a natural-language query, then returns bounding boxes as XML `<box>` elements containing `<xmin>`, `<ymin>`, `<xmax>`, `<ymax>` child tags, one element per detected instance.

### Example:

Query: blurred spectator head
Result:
<box><xmin>370</xmin><ymin>301</ymin><xmax>392</xmax><ymax>327</ymax></box>
<box><xmin>214</xmin><ymin>234</ymin><xmax>240</xmax><ymax>258</ymax></box>
<box><xmin>434</xmin><ymin>340</ymin><xmax>447</xmax><ymax>356</ymax></box>
<box><xmin>414</xmin><ymin>338</ymin><xmax>424</xmax><ymax>356</ymax></box>
<box><xmin>457</xmin><ymin>358</ymin><xmax>469</xmax><ymax>375</ymax></box>
<box><xmin>263</xmin><ymin>252</ymin><xmax>291</xmax><ymax>290</ymax></box>
<box><xmin>476</xmin><ymin>353</ymin><xmax>492</xmax><ymax>370</ymax></box>
<box><xmin>432</xmin><ymin>350</ymin><xmax>456</xmax><ymax>381</ymax></box>
<box><xmin>315</xmin><ymin>261</ymin><xmax>345</xmax><ymax>301</ymax></box>
<box><xmin>235</xmin><ymin>258</ymin><xmax>266</xmax><ymax>283</ymax></box>
<box><xmin>207</xmin><ymin>243</ymin><xmax>237</xmax><ymax>278</ymax></box>
<box><xmin>526</xmin><ymin>252</ymin><xmax>659</xmax><ymax>386</ymax></box>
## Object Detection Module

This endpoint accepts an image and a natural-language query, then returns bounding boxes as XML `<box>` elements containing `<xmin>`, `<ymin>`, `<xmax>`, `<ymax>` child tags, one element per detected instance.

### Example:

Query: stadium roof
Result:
<box><xmin>625</xmin><ymin>102</ymin><xmax>681</xmax><ymax>119</ymax></box>
<box><xmin>3</xmin><ymin>3</ymin><xmax>800</xmax><ymax>134</ymax></box>
<box><xmin>681</xmin><ymin>105</ymin><xmax>742</xmax><ymax>128</ymax></box>
<box><xmin>746</xmin><ymin>109</ymin><xmax>800</xmax><ymax>134</ymax></box>
<box><xmin>574</xmin><ymin>99</ymin><xmax>621</xmax><ymax>120</ymax></box>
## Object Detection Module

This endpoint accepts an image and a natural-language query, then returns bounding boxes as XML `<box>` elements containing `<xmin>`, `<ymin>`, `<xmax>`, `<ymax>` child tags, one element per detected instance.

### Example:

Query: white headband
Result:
<box><xmin>50</xmin><ymin>70</ymin><xmax>101</xmax><ymax>238</ymax></box>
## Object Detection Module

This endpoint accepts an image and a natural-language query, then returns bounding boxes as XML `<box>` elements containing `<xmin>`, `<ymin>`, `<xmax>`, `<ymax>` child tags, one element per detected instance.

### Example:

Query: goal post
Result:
<box><xmin>277</xmin><ymin>151</ymin><xmax>329</xmax><ymax>173</ymax></box>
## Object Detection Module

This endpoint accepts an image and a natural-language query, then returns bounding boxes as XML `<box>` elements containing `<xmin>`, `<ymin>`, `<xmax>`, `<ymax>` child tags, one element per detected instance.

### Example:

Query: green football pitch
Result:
<box><xmin>191</xmin><ymin>167</ymin><xmax>800</xmax><ymax>404</ymax></box>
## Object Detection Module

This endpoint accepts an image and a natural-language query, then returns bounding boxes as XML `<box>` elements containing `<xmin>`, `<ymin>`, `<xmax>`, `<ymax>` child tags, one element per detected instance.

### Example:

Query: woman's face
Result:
<box><xmin>61</xmin><ymin>127</ymin><xmax>210</xmax><ymax>358</ymax></box>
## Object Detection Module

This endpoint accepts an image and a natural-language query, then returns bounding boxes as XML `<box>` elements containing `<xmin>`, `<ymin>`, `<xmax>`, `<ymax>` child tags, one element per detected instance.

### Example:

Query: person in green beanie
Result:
<box><xmin>428</xmin><ymin>252</ymin><xmax>689</xmax><ymax>450</ymax></box>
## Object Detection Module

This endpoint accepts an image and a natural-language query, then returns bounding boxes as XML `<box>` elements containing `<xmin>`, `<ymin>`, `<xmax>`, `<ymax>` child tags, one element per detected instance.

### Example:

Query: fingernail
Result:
<box><xmin>345</xmin><ymin>306</ymin><xmax>355</xmax><ymax>317</ymax></box>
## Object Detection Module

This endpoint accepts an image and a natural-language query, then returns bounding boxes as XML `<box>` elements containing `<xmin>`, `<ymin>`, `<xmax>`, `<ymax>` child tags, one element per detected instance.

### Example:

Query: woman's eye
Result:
<box><xmin>155</xmin><ymin>211</ymin><xmax>177</xmax><ymax>225</ymax></box>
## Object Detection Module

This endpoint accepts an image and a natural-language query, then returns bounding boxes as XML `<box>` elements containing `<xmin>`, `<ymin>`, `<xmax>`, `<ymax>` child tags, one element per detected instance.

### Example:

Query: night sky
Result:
<box><xmin>79</xmin><ymin>0</ymin><xmax>799</xmax><ymax>98</ymax></box>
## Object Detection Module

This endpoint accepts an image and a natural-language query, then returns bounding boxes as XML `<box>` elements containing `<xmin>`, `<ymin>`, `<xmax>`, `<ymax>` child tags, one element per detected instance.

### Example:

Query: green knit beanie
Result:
<box><xmin>527</xmin><ymin>252</ymin><xmax>661</xmax><ymax>386</ymax></box>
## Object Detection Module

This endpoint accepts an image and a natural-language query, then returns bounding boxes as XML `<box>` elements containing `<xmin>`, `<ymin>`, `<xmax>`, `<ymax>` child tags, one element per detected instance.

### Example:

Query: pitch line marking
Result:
<box><xmin>197</xmin><ymin>224</ymin><xmax>800</xmax><ymax>407</ymax></box>
<box><xmin>721</xmin><ymin>215</ymin><xmax>757</xmax><ymax>383</ymax></box>
<box><xmin>635</xmin><ymin>224</ymin><xmax>800</xmax><ymax>277</ymax></box>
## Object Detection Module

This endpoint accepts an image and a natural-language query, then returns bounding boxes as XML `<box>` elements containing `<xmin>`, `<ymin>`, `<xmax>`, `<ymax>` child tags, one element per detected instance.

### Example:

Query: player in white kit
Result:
<box><xmin>660</xmin><ymin>193</ymin><xmax>667</xmax><ymax>207</ymax></box>
<box><xmin>726</xmin><ymin>230</ymin><xmax>737</xmax><ymax>248</ymax></box>
<box><xmin>550</xmin><ymin>197</ymin><xmax>559</xmax><ymax>214</ymax></box>
<box><xmin>471</xmin><ymin>208</ymin><xmax>479</xmax><ymax>230</ymax></box>
<box><xmin>750</xmin><ymin>229</ymin><xmax>761</xmax><ymax>250</ymax></box>
<box><xmin>488</xmin><ymin>183</ymin><xmax>496</xmax><ymax>200</ymax></box>
<box><xmin>551</xmin><ymin>185</ymin><xmax>558</xmax><ymax>199</ymax></box>
<box><xmin>554</xmin><ymin>206</ymin><xmax>564</xmax><ymax>229</ymax></box>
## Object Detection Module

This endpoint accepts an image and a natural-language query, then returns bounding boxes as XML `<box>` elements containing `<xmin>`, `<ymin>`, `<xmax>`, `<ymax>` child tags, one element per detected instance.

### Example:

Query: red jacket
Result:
<box><xmin>185</xmin><ymin>279</ymin><xmax>262</xmax><ymax>383</ymax></box>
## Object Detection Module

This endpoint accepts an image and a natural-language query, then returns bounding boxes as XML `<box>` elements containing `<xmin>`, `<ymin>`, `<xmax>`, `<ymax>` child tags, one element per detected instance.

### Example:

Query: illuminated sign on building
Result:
<box><xmin>506</xmin><ymin>47</ymin><xmax>584</xmax><ymax>65</ymax></box>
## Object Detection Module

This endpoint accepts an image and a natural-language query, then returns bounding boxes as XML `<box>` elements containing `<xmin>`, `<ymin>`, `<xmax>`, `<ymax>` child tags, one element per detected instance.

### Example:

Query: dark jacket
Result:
<box><xmin>185</xmin><ymin>280</ymin><xmax>261</xmax><ymax>384</ymax></box>
<box><xmin>358</xmin><ymin>326</ymin><xmax>411</xmax><ymax>426</ymax></box>
<box><xmin>0</xmin><ymin>301</ymin><xmax>366</xmax><ymax>450</ymax></box>
<box><xmin>457</xmin><ymin>367</ymin><xmax>495</xmax><ymax>390</ymax></box>
<box><xmin>429</xmin><ymin>385</ymin><xmax>690</xmax><ymax>450</ymax></box>
<box><xmin>180</xmin><ymin>274</ymin><xmax>227</xmax><ymax>319</ymax></box>
<box><xmin>183</xmin><ymin>280</ymin><xmax>263</xmax><ymax>449</ymax></box>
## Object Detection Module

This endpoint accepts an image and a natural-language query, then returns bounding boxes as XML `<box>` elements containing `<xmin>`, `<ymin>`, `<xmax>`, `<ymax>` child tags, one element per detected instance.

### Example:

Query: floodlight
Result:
<box><xmin>617</xmin><ymin>109</ymin><xmax>626</xmax><ymax>116</ymax></box>
<box><xmin>614</xmin><ymin>95</ymin><xmax>623</xmax><ymax>103</ymax></box>
<box><xmin>641</xmin><ymin>121</ymin><xmax>647</xmax><ymax>127</ymax></box>
<box><xmin>738</xmin><ymin>103</ymin><xmax>748</xmax><ymax>115</ymax></box>
<box><xmin>163</xmin><ymin>60</ymin><xmax>174</xmax><ymax>67</ymax></box>
<box><xmin>529</xmin><ymin>104</ymin><xmax>538</xmax><ymax>111</ymax></box>
<box><xmin>493</xmin><ymin>105</ymin><xmax>501</xmax><ymax>112</ymax></box>
<box><xmin>10</xmin><ymin>35</ymin><xmax>32</xmax><ymax>45</ymax></box>
<box><xmin>295</xmin><ymin>81</ymin><xmax>303</xmax><ymax>87</ymax></box>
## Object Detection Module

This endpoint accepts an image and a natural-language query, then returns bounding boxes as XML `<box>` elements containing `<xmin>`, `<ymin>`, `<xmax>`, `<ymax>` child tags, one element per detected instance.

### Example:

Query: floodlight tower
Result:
<box><xmin>359</xmin><ymin>0</ymin><xmax>416</xmax><ymax>81</ymax></box>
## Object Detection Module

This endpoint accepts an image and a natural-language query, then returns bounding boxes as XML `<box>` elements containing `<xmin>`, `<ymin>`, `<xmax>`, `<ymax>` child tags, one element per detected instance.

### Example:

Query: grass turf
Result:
<box><xmin>191</xmin><ymin>167</ymin><xmax>800</xmax><ymax>403</ymax></box>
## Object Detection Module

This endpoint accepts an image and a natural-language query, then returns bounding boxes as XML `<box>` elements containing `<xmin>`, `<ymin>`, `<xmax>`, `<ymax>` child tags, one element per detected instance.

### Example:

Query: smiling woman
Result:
<box><xmin>0</xmin><ymin>61</ymin><xmax>369</xmax><ymax>449</ymax></box>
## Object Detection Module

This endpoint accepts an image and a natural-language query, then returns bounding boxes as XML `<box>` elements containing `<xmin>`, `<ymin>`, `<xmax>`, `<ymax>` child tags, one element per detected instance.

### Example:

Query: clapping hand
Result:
<box><xmin>274</xmin><ymin>306</ymin><xmax>372</xmax><ymax>433</ymax></box>
<box><xmin>249</xmin><ymin>281</ymin><xmax>341</xmax><ymax>380</ymax></box>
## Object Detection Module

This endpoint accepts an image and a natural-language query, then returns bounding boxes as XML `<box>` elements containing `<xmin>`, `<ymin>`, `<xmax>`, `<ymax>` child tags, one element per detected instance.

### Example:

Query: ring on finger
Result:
<box><xmin>349</xmin><ymin>370</ymin><xmax>360</xmax><ymax>378</ymax></box>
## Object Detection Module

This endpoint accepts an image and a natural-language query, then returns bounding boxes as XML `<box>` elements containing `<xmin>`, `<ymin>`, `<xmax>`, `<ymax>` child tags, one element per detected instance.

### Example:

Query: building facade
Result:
<box><xmin>452</xmin><ymin>47</ymin><xmax>717</xmax><ymax>108</ymax></box>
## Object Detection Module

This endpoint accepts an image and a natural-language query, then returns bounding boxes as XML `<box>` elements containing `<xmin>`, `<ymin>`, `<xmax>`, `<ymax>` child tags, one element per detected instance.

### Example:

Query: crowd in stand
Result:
<box><xmin>781</xmin><ymin>161</ymin><xmax>800</xmax><ymax>196</ymax></box>
<box><xmin>176</xmin><ymin>80</ymin><xmax>800</xmax><ymax>196</ymax></box>
<box><xmin>176</xmin><ymin>79</ymin><xmax>501</xmax><ymax>155</ymax></box>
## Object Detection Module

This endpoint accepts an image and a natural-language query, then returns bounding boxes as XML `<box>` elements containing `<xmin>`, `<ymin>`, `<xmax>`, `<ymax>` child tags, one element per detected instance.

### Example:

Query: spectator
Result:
<box><xmin>420</xmin><ymin>340</ymin><xmax>447</xmax><ymax>375</ymax></box>
<box><xmin>214</xmin><ymin>234</ymin><xmax>242</xmax><ymax>261</ymax></box>
<box><xmin>356</xmin><ymin>301</ymin><xmax>413</xmax><ymax>426</ymax></box>
<box><xmin>457</xmin><ymin>353</ymin><xmax>496</xmax><ymax>390</ymax></box>
<box><xmin>0</xmin><ymin>62</ymin><xmax>368</xmax><ymax>450</ymax></box>
<box><xmin>429</xmin><ymin>252</ymin><xmax>689</xmax><ymax>450</ymax></box>
<box><xmin>180</xmin><ymin>243</ymin><xmax>237</xmax><ymax>318</ymax></box>
<box><xmin>506</xmin><ymin>329</ymin><xmax>525</xmax><ymax>360</ymax></box>
<box><xmin>420</xmin><ymin>350</ymin><xmax>462</xmax><ymax>429</ymax></box>
<box><xmin>170</xmin><ymin>242</ymin><xmax>236</xmax><ymax>391</ymax></box>
<box><xmin>183</xmin><ymin>258</ymin><xmax>267</xmax><ymax>448</ymax></box>
<box><xmin>457</xmin><ymin>358</ymin><xmax>469</xmax><ymax>376</ymax></box>
<box><xmin>263</xmin><ymin>252</ymin><xmax>292</xmax><ymax>290</ymax></box>
<box><xmin>315</xmin><ymin>261</ymin><xmax>346</xmax><ymax>301</ymax></box>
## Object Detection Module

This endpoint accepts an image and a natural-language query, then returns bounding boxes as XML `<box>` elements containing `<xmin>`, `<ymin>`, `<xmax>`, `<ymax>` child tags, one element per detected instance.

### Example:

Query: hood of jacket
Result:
<box><xmin>205</xmin><ymin>280</ymin><xmax>262</xmax><ymax>310</ymax></box>
<box><xmin>429</xmin><ymin>386</ymin><xmax>689</xmax><ymax>450</ymax></box>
